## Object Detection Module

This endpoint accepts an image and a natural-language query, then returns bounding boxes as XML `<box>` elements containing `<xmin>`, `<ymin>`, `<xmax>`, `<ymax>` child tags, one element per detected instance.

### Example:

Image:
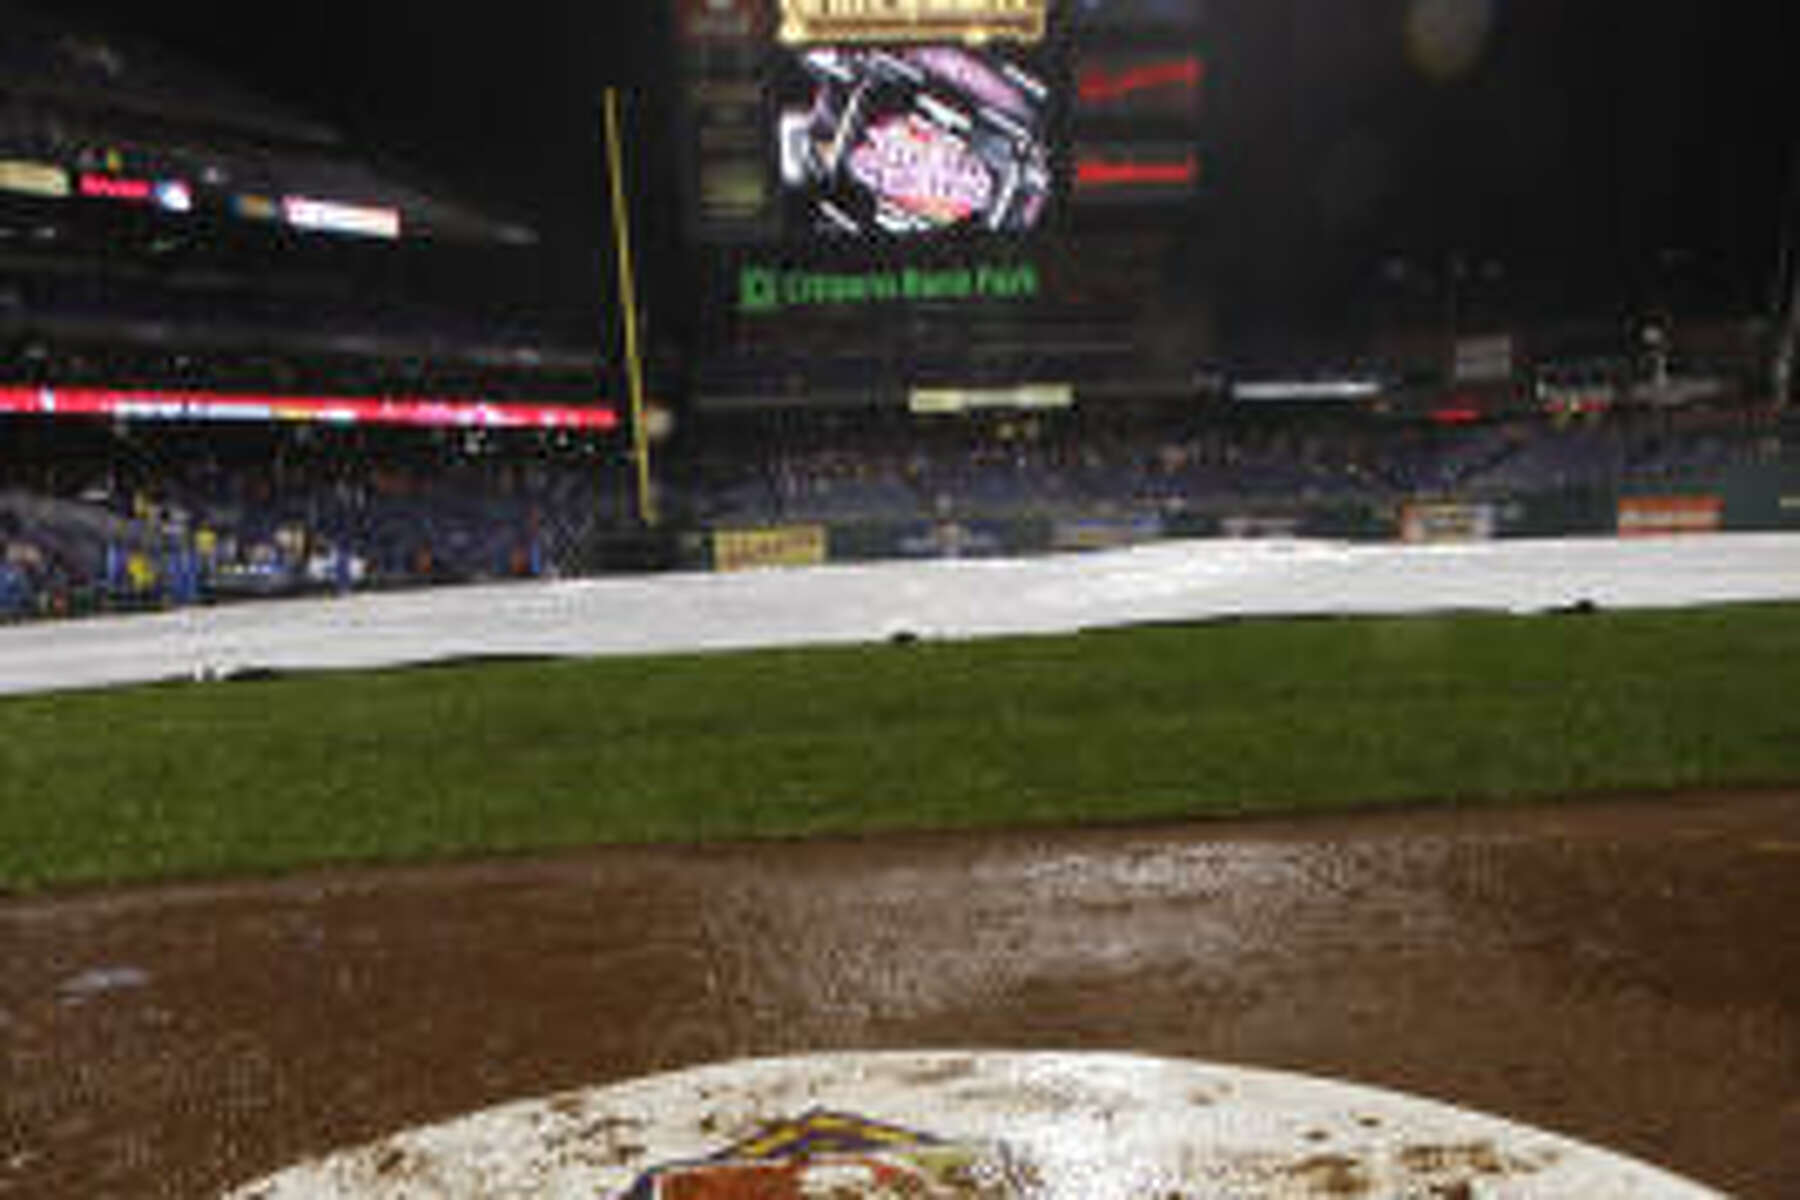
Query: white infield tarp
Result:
<box><xmin>3</xmin><ymin>533</ymin><xmax>1799</xmax><ymax>697</ymax></box>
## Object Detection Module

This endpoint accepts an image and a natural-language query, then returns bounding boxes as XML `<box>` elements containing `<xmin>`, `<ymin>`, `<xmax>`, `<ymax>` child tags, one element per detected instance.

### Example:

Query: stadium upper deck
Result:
<box><xmin>0</xmin><ymin>0</ymin><xmax>527</xmax><ymax>242</ymax></box>
<box><xmin>0</xmin><ymin>1</ymin><xmax>614</xmax><ymax>407</ymax></box>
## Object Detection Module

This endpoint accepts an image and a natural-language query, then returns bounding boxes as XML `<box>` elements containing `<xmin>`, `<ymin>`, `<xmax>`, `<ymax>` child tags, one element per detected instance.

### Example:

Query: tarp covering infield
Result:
<box><xmin>3</xmin><ymin>532</ymin><xmax>1800</xmax><ymax>696</ymax></box>
<box><xmin>224</xmin><ymin>1051</ymin><xmax>1723</xmax><ymax>1197</ymax></box>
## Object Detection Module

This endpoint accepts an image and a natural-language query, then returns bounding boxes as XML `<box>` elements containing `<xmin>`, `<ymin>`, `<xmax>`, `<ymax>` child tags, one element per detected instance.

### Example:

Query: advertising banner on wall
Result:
<box><xmin>827</xmin><ymin>518</ymin><xmax>1049</xmax><ymax>560</ymax></box>
<box><xmin>1218</xmin><ymin>513</ymin><xmax>1301</xmax><ymax>539</ymax></box>
<box><xmin>1052</xmin><ymin>514</ymin><xmax>1165</xmax><ymax>550</ymax></box>
<box><xmin>1617</xmin><ymin>495</ymin><xmax>1724</xmax><ymax>538</ymax></box>
<box><xmin>1400</xmin><ymin>501</ymin><xmax>1497</xmax><ymax>544</ymax></box>
<box><xmin>713</xmin><ymin>525</ymin><xmax>830</xmax><ymax>572</ymax></box>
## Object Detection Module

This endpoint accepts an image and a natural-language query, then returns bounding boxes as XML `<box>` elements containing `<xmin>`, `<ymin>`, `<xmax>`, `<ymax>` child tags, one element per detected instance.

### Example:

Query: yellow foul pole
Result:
<box><xmin>603</xmin><ymin>87</ymin><xmax>657</xmax><ymax>526</ymax></box>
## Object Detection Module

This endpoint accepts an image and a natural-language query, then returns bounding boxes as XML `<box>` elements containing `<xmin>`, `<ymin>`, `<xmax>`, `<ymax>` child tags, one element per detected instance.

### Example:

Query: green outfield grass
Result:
<box><xmin>3</xmin><ymin>602</ymin><xmax>1799</xmax><ymax>892</ymax></box>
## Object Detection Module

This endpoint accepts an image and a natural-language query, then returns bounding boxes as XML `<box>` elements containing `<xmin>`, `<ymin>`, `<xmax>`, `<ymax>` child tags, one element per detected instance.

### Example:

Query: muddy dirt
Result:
<box><xmin>4</xmin><ymin>790</ymin><xmax>1798</xmax><ymax>1199</ymax></box>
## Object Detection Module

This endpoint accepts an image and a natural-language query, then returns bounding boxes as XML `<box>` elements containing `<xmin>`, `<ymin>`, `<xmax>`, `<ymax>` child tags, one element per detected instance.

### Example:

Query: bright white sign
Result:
<box><xmin>281</xmin><ymin>196</ymin><xmax>402</xmax><ymax>239</ymax></box>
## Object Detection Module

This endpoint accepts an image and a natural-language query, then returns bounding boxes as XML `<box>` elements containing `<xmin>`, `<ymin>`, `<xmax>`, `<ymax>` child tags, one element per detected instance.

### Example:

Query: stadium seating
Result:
<box><xmin>671</xmin><ymin>404</ymin><xmax>1782</xmax><ymax>529</ymax></box>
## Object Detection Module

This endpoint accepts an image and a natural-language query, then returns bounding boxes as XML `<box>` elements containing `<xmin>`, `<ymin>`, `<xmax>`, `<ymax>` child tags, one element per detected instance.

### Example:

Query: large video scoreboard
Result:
<box><xmin>671</xmin><ymin>0</ymin><xmax>1210</xmax><ymax>406</ymax></box>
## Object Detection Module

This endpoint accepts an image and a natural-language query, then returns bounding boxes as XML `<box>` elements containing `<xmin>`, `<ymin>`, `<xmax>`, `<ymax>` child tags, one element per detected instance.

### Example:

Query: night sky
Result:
<box><xmin>37</xmin><ymin>0</ymin><xmax>1797</xmax><ymax>346</ymax></box>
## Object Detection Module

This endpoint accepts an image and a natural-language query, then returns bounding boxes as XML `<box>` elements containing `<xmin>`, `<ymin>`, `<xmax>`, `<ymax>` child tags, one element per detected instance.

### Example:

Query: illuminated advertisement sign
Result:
<box><xmin>910</xmin><ymin>382</ymin><xmax>1071</xmax><ymax>412</ymax></box>
<box><xmin>281</xmin><ymin>196</ymin><xmax>402</xmax><ymax>239</ymax></box>
<box><xmin>0</xmin><ymin>160</ymin><xmax>70</xmax><ymax>198</ymax></box>
<box><xmin>1076</xmin><ymin>52</ymin><xmax>1203</xmax><ymax>121</ymax></box>
<box><xmin>78</xmin><ymin>174</ymin><xmax>191</xmax><ymax>211</ymax></box>
<box><xmin>737</xmin><ymin>259</ymin><xmax>1039</xmax><ymax>313</ymax></box>
<box><xmin>777</xmin><ymin>45</ymin><xmax>1052</xmax><ymax>235</ymax></box>
<box><xmin>778</xmin><ymin>0</ymin><xmax>1050</xmax><ymax>47</ymax></box>
<box><xmin>1073</xmin><ymin>143</ymin><xmax>1200</xmax><ymax>200</ymax></box>
<box><xmin>78</xmin><ymin>173</ymin><xmax>155</xmax><ymax>202</ymax></box>
<box><xmin>1616</xmin><ymin>495</ymin><xmax>1724</xmax><ymax>538</ymax></box>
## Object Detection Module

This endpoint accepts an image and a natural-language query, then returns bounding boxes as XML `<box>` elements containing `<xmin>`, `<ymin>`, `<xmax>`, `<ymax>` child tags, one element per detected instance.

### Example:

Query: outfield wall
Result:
<box><xmin>689</xmin><ymin>464</ymin><xmax>1800</xmax><ymax>570</ymax></box>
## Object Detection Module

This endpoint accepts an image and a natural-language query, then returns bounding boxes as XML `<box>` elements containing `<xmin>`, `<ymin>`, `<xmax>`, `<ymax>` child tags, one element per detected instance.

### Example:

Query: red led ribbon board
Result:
<box><xmin>0</xmin><ymin>386</ymin><xmax>619</xmax><ymax>431</ymax></box>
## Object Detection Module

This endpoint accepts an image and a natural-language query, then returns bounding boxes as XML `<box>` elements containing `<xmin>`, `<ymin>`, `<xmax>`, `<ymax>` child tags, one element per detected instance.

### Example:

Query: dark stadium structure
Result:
<box><xmin>671</xmin><ymin>0</ymin><xmax>1216</xmax><ymax>413</ymax></box>
<box><xmin>656</xmin><ymin>0</ymin><xmax>1791</xmax><ymax>558</ymax></box>
<box><xmin>1</xmin><ymin>0</ymin><xmax>1795</xmax><ymax>621</ymax></box>
<box><xmin>0</xmin><ymin>2</ymin><xmax>642</xmax><ymax>618</ymax></box>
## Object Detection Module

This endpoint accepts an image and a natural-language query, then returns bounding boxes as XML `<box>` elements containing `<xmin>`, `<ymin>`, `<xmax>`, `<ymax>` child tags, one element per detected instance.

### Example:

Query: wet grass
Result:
<box><xmin>3</xmin><ymin>602</ymin><xmax>1799</xmax><ymax>891</ymax></box>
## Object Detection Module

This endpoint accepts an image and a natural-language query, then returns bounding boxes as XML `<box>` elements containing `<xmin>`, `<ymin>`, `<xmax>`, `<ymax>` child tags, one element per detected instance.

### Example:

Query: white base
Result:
<box><xmin>225</xmin><ymin>1051</ymin><xmax>1723</xmax><ymax>1198</ymax></box>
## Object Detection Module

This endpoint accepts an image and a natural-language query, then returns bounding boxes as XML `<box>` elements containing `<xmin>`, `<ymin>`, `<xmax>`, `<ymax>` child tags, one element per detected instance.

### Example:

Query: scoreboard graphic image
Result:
<box><xmin>776</xmin><ymin>44</ymin><xmax>1053</xmax><ymax>236</ymax></box>
<box><xmin>670</xmin><ymin>0</ymin><xmax>1213</xmax><ymax>410</ymax></box>
<box><xmin>674</xmin><ymin>0</ymin><xmax>1206</xmax><ymax>243</ymax></box>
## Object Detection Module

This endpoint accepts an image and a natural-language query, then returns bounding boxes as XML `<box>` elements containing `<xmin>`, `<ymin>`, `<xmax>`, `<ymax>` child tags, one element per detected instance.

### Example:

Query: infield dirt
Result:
<box><xmin>4</xmin><ymin>789</ymin><xmax>1798</xmax><ymax>1198</ymax></box>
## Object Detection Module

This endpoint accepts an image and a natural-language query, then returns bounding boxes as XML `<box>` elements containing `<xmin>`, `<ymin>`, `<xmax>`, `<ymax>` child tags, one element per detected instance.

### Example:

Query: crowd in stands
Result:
<box><xmin>0</xmin><ymin>422</ymin><xmax>634</xmax><ymax>619</ymax></box>
<box><xmin>0</xmin><ymin>402</ymin><xmax>1791</xmax><ymax>622</ymax></box>
<box><xmin>684</xmin><ymin>404</ymin><xmax>1787</xmax><ymax>526</ymax></box>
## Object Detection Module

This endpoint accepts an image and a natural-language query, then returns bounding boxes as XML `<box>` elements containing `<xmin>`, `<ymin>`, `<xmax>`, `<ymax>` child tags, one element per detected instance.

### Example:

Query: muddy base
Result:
<box><xmin>5</xmin><ymin>790</ymin><xmax>1799</xmax><ymax>1199</ymax></box>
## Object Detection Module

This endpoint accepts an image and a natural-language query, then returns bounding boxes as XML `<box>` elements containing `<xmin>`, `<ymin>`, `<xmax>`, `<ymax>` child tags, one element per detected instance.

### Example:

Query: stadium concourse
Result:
<box><xmin>1</xmin><ymin>532</ymin><xmax>1799</xmax><ymax>1198</ymax></box>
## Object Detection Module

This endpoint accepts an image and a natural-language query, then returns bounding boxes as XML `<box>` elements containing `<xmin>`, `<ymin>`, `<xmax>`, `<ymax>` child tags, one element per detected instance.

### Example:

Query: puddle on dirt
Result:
<box><xmin>55</xmin><ymin>965</ymin><xmax>151</xmax><ymax>1004</ymax></box>
<box><xmin>3</xmin><ymin>791</ymin><xmax>1797</xmax><ymax>1198</ymax></box>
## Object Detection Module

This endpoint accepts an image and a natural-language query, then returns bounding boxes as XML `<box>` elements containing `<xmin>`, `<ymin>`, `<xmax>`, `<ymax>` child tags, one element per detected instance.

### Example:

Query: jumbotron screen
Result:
<box><xmin>675</xmin><ymin>0</ymin><xmax>1205</xmax><ymax>245</ymax></box>
<box><xmin>776</xmin><ymin>44</ymin><xmax>1053</xmax><ymax>236</ymax></box>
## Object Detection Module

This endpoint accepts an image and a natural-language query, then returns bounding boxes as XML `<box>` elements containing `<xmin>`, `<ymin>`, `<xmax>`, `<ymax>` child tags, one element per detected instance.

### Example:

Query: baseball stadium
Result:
<box><xmin>3</xmin><ymin>1</ymin><xmax>1799</xmax><ymax>1197</ymax></box>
